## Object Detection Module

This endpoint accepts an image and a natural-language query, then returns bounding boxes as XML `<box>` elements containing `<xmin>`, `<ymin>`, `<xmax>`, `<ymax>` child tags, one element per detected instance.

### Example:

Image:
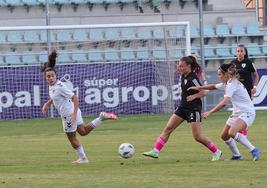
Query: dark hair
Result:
<box><xmin>237</xmin><ymin>44</ymin><xmax>248</xmax><ymax>59</ymax></box>
<box><xmin>40</xmin><ymin>50</ymin><xmax>57</xmax><ymax>74</ymax></box>
<box><xmin>180</xmin><ymin>56</ymin><xmax>202</xmax><ymax>79</ymax></box>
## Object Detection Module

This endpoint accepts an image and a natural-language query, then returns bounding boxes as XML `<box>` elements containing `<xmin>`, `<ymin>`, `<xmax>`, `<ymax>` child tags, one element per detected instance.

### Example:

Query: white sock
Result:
<box><xmin>225</xmin><ymin>138</ymin><xmax>241</xmax><ymax>156</ymax></box>
<box><xmin>75</xmin><ymin>145</ymin><xmax>87</xmax><ymax>159</ymax></box>
<box><xmin>89</xmin><ymin>117</ymin><xmax>103</xmax><ymax>128</ymax></box>
<box><xmin>234</xmin><ymin>132</ymin><xmax>255</xmax><ymax>152</ymax></box>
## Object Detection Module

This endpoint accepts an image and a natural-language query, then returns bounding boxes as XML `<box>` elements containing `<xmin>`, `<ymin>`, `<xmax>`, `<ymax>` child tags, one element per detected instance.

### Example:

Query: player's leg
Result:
<box><xmin>143</xmin><ymin>114</ymin><xmax>184</xmax><ymax>158</ymax></box>
<box><xmin>77</xmin><ymin>111</ymin><xmax>118</xmax><ymax>136</ymax></box>
<box><xmin>190</xmin><ymin>122</ymin><xmax>222</xmax><ymax>161</ymax></box>
<box><xmin>66</xmin><ymin>132</ymin><xmax>89</xmax><ymax>164</ymax></box>
<box><xmin>221</xmin><ymin>124</ymin><xmax>243</xmax><ymax>160</ymax></box>
<box><xmin>229</xmin><ymin>116</ymin><xmax>260</xmax><ymax>161</ymax></box>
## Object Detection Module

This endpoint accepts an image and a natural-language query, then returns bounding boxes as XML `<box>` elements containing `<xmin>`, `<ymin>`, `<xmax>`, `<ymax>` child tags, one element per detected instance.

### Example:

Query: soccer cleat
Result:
<box><xmin>99</xmin><ymin>112</ymin><xmax>118</xmax><ymax>121</ymax></box>
<box><xmin>251</xmin><ymin>147</ymin><xmax>260</xmax><ymax>161</ymax></box>
<box><xmin>72</xmin><ymin>158</ymin><xmax>89</xmax><ymax>164</ymax></box>
<box><xmin>143</xmin><ymin>150</ymin><xmax>159</xmax><ymax>159</ymax></box>
<box><xmin>211</xmin><ymin>150</ymin><xmax>222</xmax><ymax>161</ymax></box>
<box><xmin>230</xmin><ymin>155</ymin><xmax>244</xmax><ymax>160</ymax></box>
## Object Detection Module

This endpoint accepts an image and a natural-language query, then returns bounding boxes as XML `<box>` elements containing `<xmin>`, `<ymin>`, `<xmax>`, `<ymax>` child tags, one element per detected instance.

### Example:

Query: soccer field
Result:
<box><xmin>0</xmin><ymin>111</ymin><xmax>266</xmax><ymax>188</ymax></box>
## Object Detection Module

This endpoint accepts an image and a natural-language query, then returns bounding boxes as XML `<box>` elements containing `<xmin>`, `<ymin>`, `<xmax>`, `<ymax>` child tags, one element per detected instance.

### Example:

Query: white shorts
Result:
<box><xmin>226</xmin><ymin>113</ymin><xmax>255</xmax><ymax>127</ymax></box>
<box><xmin>61</xmin><ymin>109</ymin><xmax>84</xmax><ymax>133</ymax></box>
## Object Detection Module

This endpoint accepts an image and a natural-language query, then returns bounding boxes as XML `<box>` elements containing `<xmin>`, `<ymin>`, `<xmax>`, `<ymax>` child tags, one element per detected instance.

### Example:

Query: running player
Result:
<box><xmin>189</xmin><ymin>63</ymin><xmax>260</xmax><ymax>161</ymax></box>
<box><xmin>143</xmin><ymin>56</ymin><xmax>222</xmax><ymax>161</ymax></box>
<box><xmin>41</xmin><ymin>50</ymin><xmax>118</xmax><ymax>164</ymax></box>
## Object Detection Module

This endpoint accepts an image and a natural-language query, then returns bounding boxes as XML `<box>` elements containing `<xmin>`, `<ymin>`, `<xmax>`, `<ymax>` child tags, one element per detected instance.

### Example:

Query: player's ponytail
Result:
<box><xmin>40</xmin><ymin>50</ymin><xmax>57</xmax><ymax>73</ymax></box>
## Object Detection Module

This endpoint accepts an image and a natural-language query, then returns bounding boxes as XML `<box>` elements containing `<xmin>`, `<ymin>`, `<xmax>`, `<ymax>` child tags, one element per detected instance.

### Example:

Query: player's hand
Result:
<box><xmin>70</xmin><ymin>113</ymin><xmax>77</xmax><ymax>123</ymax></box>
<box><xmin>187</xmin><ymin>86</ymin><xmax>199</xmax><ymax>91</ymax></box>
<box><xmin>202</xmin><ymin>111</ymin><xmax>212</xmax><ymax>119</ymax></box>
<box><xmin>251</xmin><ymin>88</ymin><xmax>256</xmax><ymax>95</ymax></box>
<box><xmin>186</xmin><ymin>95</ymin><xmax>195</xmax><ymax>102</ymax></box>
<box><xmin>42</xmin><ymin>103</ymin><xmax>49</xmax><ymax>114</ymax></box>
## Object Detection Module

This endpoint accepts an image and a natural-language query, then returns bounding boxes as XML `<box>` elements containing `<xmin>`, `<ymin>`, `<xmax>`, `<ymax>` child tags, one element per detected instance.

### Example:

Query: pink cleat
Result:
<box><xmin>99</xmin><ymin>112</ymin><xmax>118</xmax><ymax>120</ymax></box>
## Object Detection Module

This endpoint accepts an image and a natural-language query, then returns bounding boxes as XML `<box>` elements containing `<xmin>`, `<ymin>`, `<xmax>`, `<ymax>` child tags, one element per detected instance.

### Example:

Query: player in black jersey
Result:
<box><xmin>231</xmin><ymin>44</ymin><xmax>259</xmax><ymax>98</ymax></box>
<box><xmin>143</xmin><ymin>56</ymin><xmax>222</xmax><ymax>161</ymax></box>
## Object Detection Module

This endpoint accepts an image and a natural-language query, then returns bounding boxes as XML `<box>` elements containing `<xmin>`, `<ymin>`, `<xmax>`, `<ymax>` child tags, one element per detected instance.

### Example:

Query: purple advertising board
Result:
<box><xmin>0</xmin><ymin>62</ymin><xmax>180</xmax><ymax>120</ymax></box>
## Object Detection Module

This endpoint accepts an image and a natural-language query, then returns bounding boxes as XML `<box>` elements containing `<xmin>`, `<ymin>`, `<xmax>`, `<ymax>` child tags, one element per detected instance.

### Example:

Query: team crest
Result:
<box><xmin>242</xmin><ymin>63</ymin><xmax>246</xmax><ymax>68</ymax></box>
<box><xmin>184</xmin><ymin>79</ymin><xmax>188</xmax><ymax>85</ymax></box>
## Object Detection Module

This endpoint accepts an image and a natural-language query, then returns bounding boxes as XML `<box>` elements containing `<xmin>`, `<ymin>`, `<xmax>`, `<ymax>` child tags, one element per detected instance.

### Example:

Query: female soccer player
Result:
<box><xmin>143</xmin><ymin>56</ymin><xmax>222</xmax><ymax>161</ymax></box>
<box><xmin>189</xmin><ymin>63</ymin><xmax>260</xmax><ymax>161</ymax></box>
<box><xmin>41</xmin><ymin>50</ymin><xmax>118</xmax><ymax>164</ymax></box>
<box><xmin>231</xmin><ymin>44</ymin><xmax>259</xmax><ymax>136</ymax></box>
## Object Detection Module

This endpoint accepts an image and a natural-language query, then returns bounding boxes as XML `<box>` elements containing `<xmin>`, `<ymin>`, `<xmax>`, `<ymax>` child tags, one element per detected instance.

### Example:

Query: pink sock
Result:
<box><xmin>240</xmin><ymin>129</ymin><xmax>248</xmax><ymax>136</ymax></box>
<box><xmin>153</xmin><ymin>136</ymin><xmax>166</xmax><ymax>152</ymax></box>
<box><xmin>207</xmin><ymin>141</ymin><xmax>218</xmax><ymax>153</ymax></box>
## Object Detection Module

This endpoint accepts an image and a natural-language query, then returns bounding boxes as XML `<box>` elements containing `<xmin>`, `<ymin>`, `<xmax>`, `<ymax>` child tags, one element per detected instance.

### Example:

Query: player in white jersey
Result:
<box><xmin>189</xmin><ymin>63</ymin><xmax>260</xmax><ymax>161</ymax></box>
<box><xmin>41</xmin><ymin>50</ymin><xmax>118</xmax><ymax>164</ymax></box>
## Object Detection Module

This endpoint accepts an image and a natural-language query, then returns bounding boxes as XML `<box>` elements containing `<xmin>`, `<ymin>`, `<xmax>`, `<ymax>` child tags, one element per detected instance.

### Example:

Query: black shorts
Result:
<box><xmin>174</xmin><ymin>106</ymin><xmax>202</xmax><ymax>123</ymax></box>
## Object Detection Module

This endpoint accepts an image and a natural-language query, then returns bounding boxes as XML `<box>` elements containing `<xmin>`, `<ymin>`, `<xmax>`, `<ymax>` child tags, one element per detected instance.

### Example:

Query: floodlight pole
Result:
<box><xmin>46</xmin><ymin>0</ymin><xmax>54</xmax><ymax>118</ymax></box>
<box><xmin>198</xmin><ymin>0</ymin><xmax>207</xmax><ymax>111</ymax></box>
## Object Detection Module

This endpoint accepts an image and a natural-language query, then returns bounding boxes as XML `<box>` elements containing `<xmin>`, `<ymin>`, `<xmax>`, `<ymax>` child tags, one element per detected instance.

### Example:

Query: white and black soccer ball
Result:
<box><xmin>118</xmin><ymin>143</ymin><xmax>135</xmax><ymax>159</ymax></box>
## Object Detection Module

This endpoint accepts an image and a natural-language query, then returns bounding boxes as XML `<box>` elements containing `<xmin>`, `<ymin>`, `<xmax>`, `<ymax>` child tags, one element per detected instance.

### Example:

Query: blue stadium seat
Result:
<box><xmin>121</xmin><ymin>48</ymin><xmax>135</xmax><ymax>61</ymax></box>
<box><xmin>105</xmin><ymin>0</ymin><xmax>120</xmax><ymax>3</ymax></box>
<box><xmin>121</xmin><ymin>28</ymin><xmax>136</xmax><ymax>40</ymax></box>
<box><xmin>204</xmin><ymin>25</ymin><xmax>215</xmax><ymax>37</ymax></box>
<box><xmin>39</xmin><ymin>51</ymin><xmax>48</xmax><ymax>63</ymax></box>
<box><xmin>231</xmin><ymin>24</ymin><xmax>245</xmax><ymax>36</ymax></box>
<box><xmin>21</xmin><ymin>0</ymin><xmax>38</xmax><ymax>6</ymax></box>
<box><xmin>191</xmin><ymin>45</ymin><xmax>199</xmax><ymax>57</ymax></box>
<box><xmin>136</xmin><ymin>47</ymin><xmax>149</xmax><ymax>59</ymax></box>
<box><xmin>0</xmin><ymin>0</ymin><xmax>8</xmax><ymax>6</ymax></box>
<box><xmin>7</xmin><ymin>31</ymin><xmax>23</xmax><ymax>43</ymax></box>
<box><xmin>105</xmin><ymin>28</ymin><xmax>120</xmax><ymax>40</ymax></box>
<box><xmin>88</xmin><ymin>50</ymin><xmax>104</xmax><ymax>62</ymax></box>
<box><xmin>231</xmin><ymin>45</ymin><xmax>237</xmax><ymax>56</ymax></box>
<box><xmin>246</xmin><ymin>22</ymin><xmax>261</xmax><ymax>35</ymax></box>
<box><xmin>24</xmin><ymin>31</ymin><xmax>39</xmax><ymax>43</ymax></box>
<box><xmin>89</xmin><ymin>0</ymin><xmax>105</xmax><ymax>3</ymax></box>
<box><xmin>89</xmin><ymin>29</ymin><xmax>104</xmax><ymax>41</ymax></box>
<box><xmin>0</xmin><ymin>32</ymin><xmax>6</xmax><ymax>44</ymax></box>
<box><xmin>153</xmin><ymin>27</ymin><xmax>164</xmax><ymax>38</ymax></box>
<box><xmin>5</xmin><ymin>0</ymin><xmax>21</xmax><ymax>6</ymax></box>
<box><xmin>216</xmin><ymin>44</ymin><xmax>231</xmax><ymax>57</ymax></box>
<box><xmin>204</xmin><ymin>45</ymin><xmax>216</xmax><ymax>58</ymax></box>
<box><xmin>247</xmin><ymin>43</ymin><xmax>262</xmax><ymax>56</ymax></box>
<box><xmin>5</xmin><ymin>52</ymin><xmax>21</xmax><ymax>64</ymax></box>
<box><xmin>53</xmin><ymin>0</ymin><xmax>71</xmax><ymax>5</ymax></box>
<box><xmin>40</xmin><ymin>30</ymin><xmax>48</xmax><ymax>42</ymax></box>
<box><xmin>137</xmin><ymin>28</ymin><xmax>152</xmax><ymax>40</ymax></box>
<box><xmin>152</xmin><ymin>47</ymin><xmax>166</xmax><ymax>59</ymax></box>
<box><xmin>190</xmin><ymin>25</ymin><xmax>199</xmax><ymax>38</ymax></box>
<box><xmin>73</xmin><ymin>29</ymin><xmax>88</xmax><ymax>41</ymax></box>
<box><xmin>72</xmin><ymin>49</ymin><xmax>88</xmax><ymax>62</ymax></box>
<box><xmin>216</xmin><ymin>24</ymin><xmax>230</xmax><ymax>36</ymax></box>
<box><xmin>262</xmin><ymin>43</ymin><xmax>267</xmax><ymax>55</ymax></box>
<box><xmin>168</xmin><ymin>48</ymin><xmax>183</xmax><ymax>59</ymax></box>
<box><xmin>57</xmin><ymin>51</ymin><xmax>71</xmax><ymax>63</ymax></box>
<box><xmin>69</xmin><ymin>0</ymin><xmax>86</xmax><ymax>4</ymax></box>
<box><xmin>105</xmin><ymin>48</ymin><xmax>120</xmax><ymax>61</ymax></box>
<box><xmin>0</xmin><ymin>55</ymin><xmax>4</xmax><ymax>64</ymax></box>
<box><xmin>22</xmin><ymin>51</ymin><xmax>37</xmax><ymax>64</ymax></box>
<box><xmin>57</xmin><ymin>30</ymin><xmax>72</xmax><ymax>42</ymax></box>
<box><xmin>169</xmin><ymin>26</ymin><xmax>184</xmax><ymax>38</ymax></box>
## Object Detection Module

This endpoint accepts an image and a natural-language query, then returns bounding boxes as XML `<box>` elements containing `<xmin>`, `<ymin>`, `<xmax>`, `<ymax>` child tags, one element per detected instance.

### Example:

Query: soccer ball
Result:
<box><xmin>118</xmin><ymin>143</ymin><xmax>135</xmax><ymax>159</ymax></box>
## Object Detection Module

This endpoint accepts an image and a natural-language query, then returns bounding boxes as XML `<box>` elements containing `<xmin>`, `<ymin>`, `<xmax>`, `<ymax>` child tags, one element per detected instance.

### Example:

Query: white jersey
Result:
<box><xmin>223</xmin><ymin>79</ymin><xmax>255</xmax><ymax>115</ymax></box>
<box><xmin>49</xmin><ymin>80</ymin><xmax>75</xmax><ymax>117</ymax></box>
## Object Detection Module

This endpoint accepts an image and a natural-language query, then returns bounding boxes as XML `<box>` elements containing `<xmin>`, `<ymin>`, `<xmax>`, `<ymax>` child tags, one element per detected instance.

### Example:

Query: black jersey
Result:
<box><xmin>180</xmin><ymin>72</ymin><xmax>202</xmax><ymax>111</ymax></box>
<box><xmin>231</xmin><ymin>58</ymin><xmax>256</xmax><ymax>92</ymax></box>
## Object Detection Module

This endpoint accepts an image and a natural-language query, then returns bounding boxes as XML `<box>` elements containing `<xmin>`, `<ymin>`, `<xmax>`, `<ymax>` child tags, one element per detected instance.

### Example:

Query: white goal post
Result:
<box><xmin>0</xmin><ymin>21</ymin><xmax>191</xmax><ymax>119</ymax></box>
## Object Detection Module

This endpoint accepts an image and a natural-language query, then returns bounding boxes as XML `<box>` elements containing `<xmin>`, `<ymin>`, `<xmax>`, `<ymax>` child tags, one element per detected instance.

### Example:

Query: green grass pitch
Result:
<box><xmin>0</xmin><ymin>111</ymin><xmax>266</xmax><ymax>188</ymax></box>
